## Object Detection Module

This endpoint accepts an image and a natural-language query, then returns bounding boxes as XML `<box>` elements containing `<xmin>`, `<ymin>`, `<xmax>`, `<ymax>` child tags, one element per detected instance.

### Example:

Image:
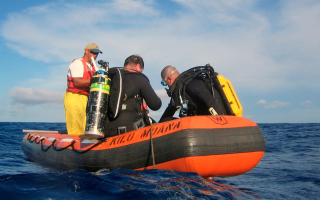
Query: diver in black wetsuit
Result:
<box><xmin>104</xmin><ymin>55</ymin><xmax>161</xmax><ymax>136</ymax></box>
<box><xmin>159</xmin><ymin>65</ymin><xmax>226</xmax><ymax>123</ymax></box>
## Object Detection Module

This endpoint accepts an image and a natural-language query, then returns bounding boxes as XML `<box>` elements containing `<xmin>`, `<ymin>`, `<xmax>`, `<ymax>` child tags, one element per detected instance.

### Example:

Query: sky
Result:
<box><xmin>0</xmin><ymin>0</ymin><xmax>319</xmax><ymax>123</ymax></box>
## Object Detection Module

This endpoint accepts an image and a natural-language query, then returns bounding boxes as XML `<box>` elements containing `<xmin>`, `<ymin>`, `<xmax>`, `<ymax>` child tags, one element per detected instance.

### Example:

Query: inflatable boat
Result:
<box><xmin>21</xmin><ymin>115</ymin><xmax>265</xmax><ymax>178</ymax></box>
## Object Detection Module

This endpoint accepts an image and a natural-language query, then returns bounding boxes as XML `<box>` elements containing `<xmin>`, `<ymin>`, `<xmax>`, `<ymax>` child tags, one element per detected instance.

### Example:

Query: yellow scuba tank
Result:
<box><xmin>216</xmin><ymin>75</ymin><xmax>243</xmax><ymax>117</ymax></box>
<box><xmin>85</xmin><ymin>60</ymin><xmax>111</xmax><ymax>138</ymax></box>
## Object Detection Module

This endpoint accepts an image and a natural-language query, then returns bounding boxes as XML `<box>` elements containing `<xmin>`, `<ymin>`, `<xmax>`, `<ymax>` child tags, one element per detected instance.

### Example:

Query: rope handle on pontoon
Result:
<box><xmin>26</xmin><ymin>133</ymin><xmax>106</xmax><ymax>153</ymax></box>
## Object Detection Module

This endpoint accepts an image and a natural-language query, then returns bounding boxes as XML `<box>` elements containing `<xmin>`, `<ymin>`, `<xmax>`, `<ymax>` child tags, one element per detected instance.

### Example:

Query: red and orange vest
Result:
<box><xmin>66</xmin><ymin>58</ymin><xmax>96</xmax><ymax>96</ymax></box>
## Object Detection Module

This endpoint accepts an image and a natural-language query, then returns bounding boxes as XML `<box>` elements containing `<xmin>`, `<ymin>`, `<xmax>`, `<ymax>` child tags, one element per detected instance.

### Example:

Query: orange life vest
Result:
<box><xmin>66</xmin><ymin>58</ymin><xmax>96</xmax><ymax>96</ymax></box>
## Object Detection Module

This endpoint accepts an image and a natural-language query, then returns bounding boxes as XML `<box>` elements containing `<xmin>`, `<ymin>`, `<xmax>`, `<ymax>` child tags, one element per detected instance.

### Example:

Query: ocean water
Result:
<box><xmin>0</xmin><ymin>122</ymin><xmax>319</xmax><ymax>200</ymax></box>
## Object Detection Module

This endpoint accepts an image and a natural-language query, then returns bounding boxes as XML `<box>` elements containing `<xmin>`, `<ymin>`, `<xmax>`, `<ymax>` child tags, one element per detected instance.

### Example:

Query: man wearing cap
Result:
<box><xmin>64</xmin><ymin>42</ymin><xmax>102</xmax><ymax>135</ymax></box>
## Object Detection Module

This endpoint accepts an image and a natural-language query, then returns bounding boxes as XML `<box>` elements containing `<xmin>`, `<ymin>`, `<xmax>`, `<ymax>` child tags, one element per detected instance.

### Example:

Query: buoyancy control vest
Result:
<box><xmin>104</xmin><ymin>69</ymin><xmax>151</xmax><ymax>136</ymax></box>
<box><xmin>108</xmin><ymin>69</ymin><xmax>149</xmax><ymax>120</ymax></box>
<box><xmin>166</xmin><ymin>64</ymin><xmax>242</xmax><ymax>117</ymax></box>
<box><xmin>108</xmin><ymin>67</ymin><xmax>125</xmax><ymax>119</ymax></box>
<box><xmin>66</xmin><ymin>58</ymin><xmax>96</xmax><ymax>96</ymax></box>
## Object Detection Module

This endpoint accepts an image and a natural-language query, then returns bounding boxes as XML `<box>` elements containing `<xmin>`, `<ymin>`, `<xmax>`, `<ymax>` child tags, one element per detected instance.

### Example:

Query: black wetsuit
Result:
<box><xmin>160</xmin><ymin>78</ymin><xmax>226</xmax><ymax>122</ymax></box>
<box><xmin>105</xmin><ymin>70</ymin><xmax>161</xmax><ymax>135</ymax></box>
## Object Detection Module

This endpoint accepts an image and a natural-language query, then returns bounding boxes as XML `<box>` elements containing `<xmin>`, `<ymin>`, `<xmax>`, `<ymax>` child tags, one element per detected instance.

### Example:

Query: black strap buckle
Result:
<box><xmin>117</xmin><ymin>126</ymin><xmax>126</xmax><ymax>135</ymax></box>
<box><xmin>132</xmin><ymin>118</ymin><xmax>145</xmax><ymax>130</ymax></box>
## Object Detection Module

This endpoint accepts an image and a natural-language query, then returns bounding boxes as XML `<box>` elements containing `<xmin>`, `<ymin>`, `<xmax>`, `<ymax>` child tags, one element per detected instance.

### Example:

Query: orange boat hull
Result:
<box><xmin>21</xmin><ymin>115</ymin><xmax>265</xmax><ymax>178</ymax></box>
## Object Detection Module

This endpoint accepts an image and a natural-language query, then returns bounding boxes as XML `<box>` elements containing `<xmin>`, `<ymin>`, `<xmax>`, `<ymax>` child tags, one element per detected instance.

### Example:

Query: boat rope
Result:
<box><xmin>53</xmin><ymin>140</ymin><xmax>77</xmax><ymax>151</ymax></box>
<box><xmin>27</xmin><ymin>134</ymin><xmax>42</xmax><ymax>144</ymax></box>
<box><xmin>26</xmin><ymin>133</ymin><xmax>107</xmax><ymax>153</ymax></box>
<box><xmin>41</xmin><ymin>139</ymin><xmax>56</xmax><ymax>152</ymax></box>
<box><xmin>150</xmin><ymin>122</ymin><xmax>156</xmax><ymax>169</ymax></box>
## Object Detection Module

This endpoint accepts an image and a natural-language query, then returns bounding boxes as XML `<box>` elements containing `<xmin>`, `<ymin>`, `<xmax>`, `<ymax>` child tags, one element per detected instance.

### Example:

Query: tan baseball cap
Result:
<box><xmin>84</xmin><ymin>42</ymin><xmax>103</xmax><ymax>54</ymax></box>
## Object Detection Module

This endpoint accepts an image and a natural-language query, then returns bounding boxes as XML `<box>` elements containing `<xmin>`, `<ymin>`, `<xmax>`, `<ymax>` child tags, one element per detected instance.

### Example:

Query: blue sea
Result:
<box><xmin>0</xmin><ymin>122</ymin><xmax>319</xmax><ymax>199</ymax></box>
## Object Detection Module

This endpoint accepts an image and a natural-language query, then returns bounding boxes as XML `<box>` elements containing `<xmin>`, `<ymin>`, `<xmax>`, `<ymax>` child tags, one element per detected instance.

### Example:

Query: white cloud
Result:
<box><xmin>256</xmin><ymin>99</ymin><xmax>267</xmax><ymax>105</ymax></box>
<box><xmin>1</xmin><ymin>0</ymin><xmax>159</xmax><ymax>63</ymax></box>
<box><xmin>110</xmin><ymin>0</ymin><xmax>159</xmax><ymax>16</ymax></box>
<box><xmin>2</xmin><ymin>0</ymin><xmax>318</xmax><ymax>95</ymax></box>
<box><xmin>265</xmin><ymin>101</ymin><xmax>291</xmax><ymax>109</ymax></box>
<box><xmin>172</xmin><ymin>0</ymin><xmax>258</xmax><ymax>25</ymax></box>
<box><xmin>301</xmin><ymin>100</ymin><xmax>312</xmax><ymax>106</ymax></box>
<box><xmin>9</xmin><ymin>87</ymin><xmax>64</xmax><ymax>105</ymax></box>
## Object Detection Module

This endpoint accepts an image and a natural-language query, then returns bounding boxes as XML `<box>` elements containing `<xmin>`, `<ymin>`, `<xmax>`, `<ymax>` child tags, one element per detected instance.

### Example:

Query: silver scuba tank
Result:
<box><xmin>85</xmin><ymin>60</ymin><xmax>110</xmax><ymax>138</ymax></box>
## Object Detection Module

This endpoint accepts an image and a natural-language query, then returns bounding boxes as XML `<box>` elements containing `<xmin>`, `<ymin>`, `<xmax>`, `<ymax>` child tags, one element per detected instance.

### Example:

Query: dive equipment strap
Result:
<box><xmin>117</xmin><ymin>118</ymin><xmax>146</xmax><ymax>134</ymax></box>
<box><xmin>105</xmin><ymin>118</ymin><xmax>146</xmax><ymax>135</ymax></box>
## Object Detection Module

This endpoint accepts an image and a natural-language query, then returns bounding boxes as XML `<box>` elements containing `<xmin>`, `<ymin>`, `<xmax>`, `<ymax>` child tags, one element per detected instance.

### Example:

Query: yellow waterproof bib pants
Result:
<box><xmin>64</xmin><ymin>92</ymin><xmax>88</xmax><ymax>135</ymax></box>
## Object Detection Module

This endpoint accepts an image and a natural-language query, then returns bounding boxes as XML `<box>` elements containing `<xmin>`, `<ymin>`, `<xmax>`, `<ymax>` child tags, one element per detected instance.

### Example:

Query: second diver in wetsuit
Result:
<box><xmin>104</xmin><ymin>55</ymin><xmax>162</xmax><ymax>136</ymax></box>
